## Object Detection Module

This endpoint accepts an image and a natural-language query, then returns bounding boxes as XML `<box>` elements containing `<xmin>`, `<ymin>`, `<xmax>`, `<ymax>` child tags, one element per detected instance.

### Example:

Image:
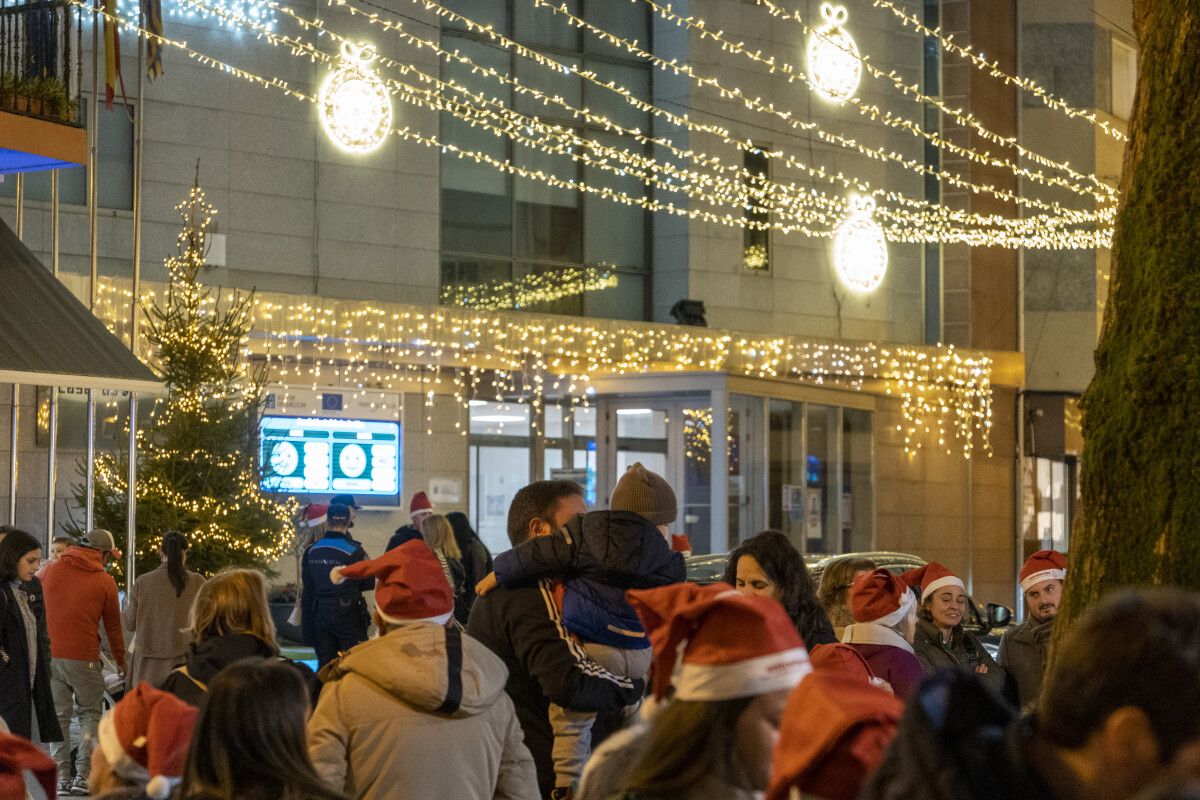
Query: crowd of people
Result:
<box><xmin>1</xmin><ymin>465</ymin><xmax>1199</xmax><ymax>800</ymax></box>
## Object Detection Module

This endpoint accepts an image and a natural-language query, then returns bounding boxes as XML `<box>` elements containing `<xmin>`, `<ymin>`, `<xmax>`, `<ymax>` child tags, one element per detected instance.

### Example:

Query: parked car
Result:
<box><xmin>685</xmin><ymin>549</ymin><xmax>1013</xmax><ymax>657</ymax></box>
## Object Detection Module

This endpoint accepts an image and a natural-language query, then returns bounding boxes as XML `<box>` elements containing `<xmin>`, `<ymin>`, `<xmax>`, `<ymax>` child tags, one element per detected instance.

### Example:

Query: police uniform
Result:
<box><xmin>301</xmin><ymin>522</ymin><xmax>373</xmax><ymax>668</ymax></box>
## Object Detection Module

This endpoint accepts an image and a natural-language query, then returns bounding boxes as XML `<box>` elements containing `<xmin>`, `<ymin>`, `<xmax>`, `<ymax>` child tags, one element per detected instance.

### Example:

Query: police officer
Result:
<box><xmin>301</xmin><ymin>502</ymin><xmax>372</xmax><ymax>668</ymax></box>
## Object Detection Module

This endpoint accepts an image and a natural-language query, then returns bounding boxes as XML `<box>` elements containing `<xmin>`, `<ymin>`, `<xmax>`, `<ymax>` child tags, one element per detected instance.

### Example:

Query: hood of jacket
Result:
<box><xmin>569</xmin><ymin>510</ymin><xmax>685</xmax><ymax>587</ymax></box>
<box><xmin>59</xmin><ymin>546</ymin><xmax>106</xmax><ymax>573</ymax></box>
<box><xmin>336</xmin><ymin>623</ymin><xmax>508</xmax><ymax>717</ymax></box>
<box><xmin>184</xmin><ymin>632</ymin><xmax>277</xmax><ymax>684</ymax></box>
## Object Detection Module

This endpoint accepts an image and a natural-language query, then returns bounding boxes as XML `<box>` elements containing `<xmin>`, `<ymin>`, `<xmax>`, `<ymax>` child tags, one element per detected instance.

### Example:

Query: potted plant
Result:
<box><xmin>13</xmin><ymin>77</ymin><xmax>34</xmax><ymax>113</ymax></box>
<box><xmin>0</xmin><ymin>74</ymin><xmax>13</xmax><ymax>111</ymax></box>
<box><xmin>41</xmin><ymin>77</ymin><xmax>69</xmax><ymax>121</ymax></box>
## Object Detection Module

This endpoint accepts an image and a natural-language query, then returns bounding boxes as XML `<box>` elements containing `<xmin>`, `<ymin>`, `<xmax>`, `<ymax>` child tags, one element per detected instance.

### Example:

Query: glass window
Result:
<box><xmin>441</xmin><ymin>257</ymin><xmax>513</xmax><ymax>304</ymax></box>
<box><xmin>583</xmin><ymin>133</ymin><xmax>646</xmax><ymax>270</ymax></box>
<box><xmin>681</xmin><ymin>406</ymin><xmax>712</xmax><ymax>555</ymax></box>
<box><xmin>470</xmin><ymin>444</ymin><xmax>530</xmax><ymax>554</ymax></box>
<box><xmin>1111</xmin><ymin>37</ymin><xmax>1137</xmax><ymax>120</ymax></box>
<box><xmin>544</xmin><ymin>404</ymin><xmax>565</xmax><ymax>438</ymax></box>
<box><xmin>514</xmin><ymin>262</ymin><xmax>585</xmax><ymax>315</ymax></box>
<box><xmin>742</xmin><ymin>146</ymin><xmax>770</xmax><ymax>272</ymax></box>
<box><xmin>441</xmin><ymin>0</ymin><xmax>508</xmax><ymax>32</ymax></box>
<box><xmin>514</xmin><ymin>0</ymin><xmax>582</xmax><ymax>50</ymax></box>
<box><xmin>583</xmin><ymin>59</ymin><xmax>650</xmax><ymax>132</ymax></box>
<box><xmin>439</xmin><ymin>5</ymin><xmax>651</xmax><ymax>320</ymax></box>
<box><xmin>842</xmin><ymin>408</ymin><xmax>874</xmax><ymax>551</ymax></box>
<box><xmin>35</xmin><ymin>387</ymin><xmax>154</xmax><ymax>451</ymax></box>
<box><xmin>469</xmin><ymin>400</ymin><xmax>531</xmax><ymax>436</ymax></box>
<box><xmin>768</xmin><ymin>399</ymin><xmax>806</xmax><ymax>549</ymax></box>
<box><xmin>573</xmin><ymin>405</ymin><xmax>597</xmax><ymax>437</ymax></box>
<box><xmin>805</xmin><ymin>405</ymin><xmax>839</xmax><ymax>555</ymax></box>
<box><xmin>583</xmin><ymin>0</ymin><xmax>649</xmax><ymax>57</ymax></box>
<box><xmin>514</xmin><ymin>53</ymin><xmax>582</xmax><ymax>120</ymax></box>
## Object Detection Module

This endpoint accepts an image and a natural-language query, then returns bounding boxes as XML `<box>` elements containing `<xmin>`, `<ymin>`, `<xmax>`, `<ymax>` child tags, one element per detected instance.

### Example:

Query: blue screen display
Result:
<box><xmin>260</xmin><ymin>416</ymin><xmax>401</xmax><ymax>497</ymax></box>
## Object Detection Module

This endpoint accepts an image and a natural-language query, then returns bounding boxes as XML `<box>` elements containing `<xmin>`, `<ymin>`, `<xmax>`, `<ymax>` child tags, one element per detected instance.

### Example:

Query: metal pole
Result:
<box><xmin>86</xmin><ymin>389</ymin><xmax>95</xmax><ymax>530</ymax></box>
<box><xmin>130</xmin><ymin>3</ymin><xmax>144</xmax><ymax>352</ymax></box>
<box><xmin>125</xmin><ymin>393</ymin><xmax>137</xmax><ymax>588</ymax></box>
<box><xmin>46</xmin><ymin>388</ymin><xmax>58</xmax><ymax>549</ymax></box>
<box><xmin>88</xmin><ymin>0</ymin><xmax>100</xmax><ymax>310</ymax></box>
<box><xmin>14</xmin><ymin>174</ymin><xmax>24</xmax><ymax>239</ymax></box>
<box><xmin>9</xmin><ymin>385</ymin><xmax>19</xmax><ymax>526</ymax></box>
<box><xmin>51</xmin><ymin>171</ymin><xmax>60</xmax><ymax>276</ymax></box>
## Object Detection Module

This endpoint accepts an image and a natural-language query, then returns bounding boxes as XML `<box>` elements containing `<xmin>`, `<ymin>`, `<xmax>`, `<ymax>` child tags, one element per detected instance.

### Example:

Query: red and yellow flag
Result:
<box><xmin>102</xmin><ymin>0</ymin><xmax>125</xmax><ymax>108</ymax></box>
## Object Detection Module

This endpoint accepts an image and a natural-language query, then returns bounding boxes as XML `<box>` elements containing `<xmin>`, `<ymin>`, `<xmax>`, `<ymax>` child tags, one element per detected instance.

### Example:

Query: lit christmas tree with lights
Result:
<box><xmin>73</xmin><ymin>168</ymin><xmax>295</xmax><ymax>579</ymax></box>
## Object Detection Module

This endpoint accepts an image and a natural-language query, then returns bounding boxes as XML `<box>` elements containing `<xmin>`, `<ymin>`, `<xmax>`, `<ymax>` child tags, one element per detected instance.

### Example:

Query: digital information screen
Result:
<box><xmin>260</xmin><ymin>416</ymin><xmax>400</xmax><ymax>497</ymax></box>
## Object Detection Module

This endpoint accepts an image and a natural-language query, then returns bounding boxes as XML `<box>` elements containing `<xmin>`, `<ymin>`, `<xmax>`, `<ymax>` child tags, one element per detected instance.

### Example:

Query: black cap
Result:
<box><xmin>330</xmin><ymin>494</ymin><xmax>361</xmax><ymax>509</ymax></box>
<box><xmin>327</xmin><ymin>503</ymin><xmax>352</xmax><ymax>521</ymax></box>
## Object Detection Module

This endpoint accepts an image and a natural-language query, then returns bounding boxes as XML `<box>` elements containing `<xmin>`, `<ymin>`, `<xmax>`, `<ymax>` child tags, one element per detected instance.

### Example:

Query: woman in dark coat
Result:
<box><xmin>446</xmin><ymin>512</ymin><xmax>492</xmax><ymax>614</ymax></box>
<box><xmin>723</xmin><ymin>531</ymin><xmax>837</xmax><ymax>647</ymax></box>
<box><xmin>0</xmin><ymin>529</ymin><xmax>63</xmax><ymax>743</ymax></box>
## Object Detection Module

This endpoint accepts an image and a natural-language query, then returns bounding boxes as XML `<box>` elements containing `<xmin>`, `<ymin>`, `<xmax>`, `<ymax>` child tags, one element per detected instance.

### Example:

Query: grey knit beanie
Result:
<box><xmin>610</xmin><ymin>462</ymin><xmax>678</xmax><ymax>526</ymax></box>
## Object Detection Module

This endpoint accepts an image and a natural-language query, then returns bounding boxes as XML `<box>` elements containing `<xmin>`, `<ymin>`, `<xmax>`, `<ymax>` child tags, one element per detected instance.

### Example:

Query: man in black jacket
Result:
<box><xmin>861</xmin><ymin>587</ymin><xmax>1200</xmax><ymax>800</ymax></box>
<box><xmin>468</xmin><ymin>480</ymin><xmax>644</xmax><ymax>800</ymax></box>
<box><xmin>301</xmin><ymin>504</ymin><xmax>373</xmax><ymax>668</ymax></box>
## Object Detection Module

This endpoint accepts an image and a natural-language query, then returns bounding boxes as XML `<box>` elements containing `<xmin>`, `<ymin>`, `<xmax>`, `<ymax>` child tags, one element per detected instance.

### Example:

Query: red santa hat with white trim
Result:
<box><xmin>626</xmin><ymin>582</ymin><xmax>812</xmax><ymax>702</ymax></box>
<box><xmin>299</xmin><ymin>502</ymin><xmax>328</xmax><ymax>528</ymax></box>
<box><xmin>851</xmin><ymin>569</ymin><xmax>918</xmax><ymax>626</ymax></box>
<box><xmin>1020</xmin><ymin>550</ymin><xmax>1067</xmax><ymax>592</ymax></box>
<box><xmin>900</xmin><ymin>562</ymin><xmax>966</xmax><ymax>603</ymax></box>
<box><xmin>0</xmin><ymin>732</ymin><xmax>57</xmax><ymax>800</ymax></box>
<box><xmin>765</xmin><ymin>672</ymin><xmax>904</xmax><ymax>800</ymax></box>
<box><xmin>332</xmin><ymin>539</ymin><xmax>454</xmax><ymax>626</ymax></box>
<box><xmin>410</xmin><ymin>491</ymin><xmax>434</xmax><ymax>521</ymax></box>
<box><xmin>97</xmin><ymin>683</ymin><xmax>198</xmax><ymax>800</ymax></box>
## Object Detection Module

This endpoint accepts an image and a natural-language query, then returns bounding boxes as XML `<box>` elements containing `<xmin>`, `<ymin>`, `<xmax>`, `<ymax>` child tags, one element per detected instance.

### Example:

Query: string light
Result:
<box><xmin>94</xmin><ymin>275</ymin><xmax>995</xmax><ymax>459</ymax></box>
<box><xmin>282</xmin><ymin>0</ymin><xmax>1108</xmax><ymax>248</ymax></box>
<box><xmin>85</xmin><ymin>0</ymin><xmax>1110</xmax><ymax>254</ymax></box>
<box><xmin>870</xmin><ymin>0</ymin><xmax>1128</xmax><ymax>142</ymax></box>
<box><xmin>833</xmin><ymin>195</ymin><xmax>888</xmax><ymax>293</ymax></box>
<box><xmin>806</xmin><ymin>3</ymin><xmax>862</xmax><ymax>104</ymax></box>
<box><xmin>441</xmin><ymin>267</ymin><xmax>619</xmax><ymax>311</ymax></box>
<box><xmin>318</xmin><ymin>40</ymin><xmax>391</xmax><ymax>153</ymax></box>
<box><xmin>635</xmin><ymin>0</ymin><xmax>1118</xmax><ymax>203</ymax></box>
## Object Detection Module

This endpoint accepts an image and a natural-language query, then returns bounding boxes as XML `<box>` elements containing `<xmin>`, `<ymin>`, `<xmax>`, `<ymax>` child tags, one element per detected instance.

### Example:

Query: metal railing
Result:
<box><xmin>0</xmin><ymin>0</ymin><xmax>81</xmax><ymax>123</ymax></box>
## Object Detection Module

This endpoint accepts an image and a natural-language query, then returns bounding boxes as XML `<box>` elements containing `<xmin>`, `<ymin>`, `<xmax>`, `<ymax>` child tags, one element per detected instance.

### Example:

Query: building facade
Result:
<box><xmin>0</xmin><ymin>0</ymin><xmax>1123</xmax><ymax>606</ymax></box>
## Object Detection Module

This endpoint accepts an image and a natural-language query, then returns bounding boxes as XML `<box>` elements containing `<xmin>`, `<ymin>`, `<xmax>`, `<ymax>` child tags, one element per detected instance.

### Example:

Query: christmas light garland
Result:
<box><xmin>869</xmin><ymin>0</ymin><xmax>1129</xmax><ymax>142</ymax></box>
<box><xmin>528</xmin><ymin>0</ymin><xmax>1115</xmax><ymax>205</ymax></box>
<box><xmin>440</xmin><ymin>266</ymin><xmax>619</xmax><ymax>311</ymax></box>
<box><xmin>94</xmin><ymin>276</ymin><xmax>995</xmax><ymax>458</ymax></box>
<box><xmin>187</xmin><ymin>0</ymin><xmax>1108</xmax><ymax>249</ymax></box>
<box><xmin>660</xmin><ymin>0</ymin><xmax>1121</xmax><ymax>200</ymax></box>
<box><xmin>296</xmin><ymin>0</ymin><xmax>1111</xmax><ymax>246</ymax></box>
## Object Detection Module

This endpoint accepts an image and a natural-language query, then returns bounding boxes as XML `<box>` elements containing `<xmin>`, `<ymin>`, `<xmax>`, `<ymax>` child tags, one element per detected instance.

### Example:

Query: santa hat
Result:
<box><xmin>626</xmin><ymin>582</ymin><xmax>811</xmax><ymax>702</ymax></box>
<box><xmin>670</xmin><ymin>534</ymin><xmax>692</xmax><ymax>556</ymax></box>
<box><xmin>809</xmin><ymin>643</ymin><xmax>876</xmax><ymax>683</ymax></box>
<box><xmin>410</xmin><ymin>491</ymin><xmax>434</xmax><ymax>521</ymax></box>
<box><xmin>765</xmin><ymin>672</ymin><xmax>904</xmax><ymax>800</ymax></box>
<box><xmin>299</xmin><ymin>503</ymin><xmax>328</xmax><ymax>528</ymax></box>
<box><xmin>851</xmin><ymin>569</ymin><xmax>917</xmax><ymax>627</ymax></box>
<box><xmin>97</xmin><ymin>683</ymin><xmax>198</xmax><ymax>800</ymax></box>
<box><xmin>332</xmin><ymin>539</ymin><xmax>453</xmax><ymax>625</ymax></box>
<box><xmin>1020</xmin><ymin>550</ymin><xmax>1067</xmax><ymax>593</ymax></box>
<box><xmin>900</xmin><ymin>562</ymin><xmax>965</xmax><ymax>603</ymax></box>
<box><xmin>0</xmin><ymin>733</ymin><xmax>57</xmax><ymax>800</ymax></box>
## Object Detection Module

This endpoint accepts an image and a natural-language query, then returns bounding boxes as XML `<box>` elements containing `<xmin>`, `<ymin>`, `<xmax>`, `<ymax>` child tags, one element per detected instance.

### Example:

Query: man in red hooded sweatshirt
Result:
<box><xmin>40</xmin><ymin>528</ymin><xmax>125</xmax><ymax>796</ymax></box>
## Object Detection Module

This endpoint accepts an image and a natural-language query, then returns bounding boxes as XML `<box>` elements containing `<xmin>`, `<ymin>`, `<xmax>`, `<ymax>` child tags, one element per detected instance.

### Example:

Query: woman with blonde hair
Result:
<box><xmin>418</xmin><ymin>514</ymin><xmax>468</xmax><ymax>622</ymax></box>
<box><xmin>160</xmin><ymin>568</ymin><xmax>317</xmax><ymax>706</ymax></box>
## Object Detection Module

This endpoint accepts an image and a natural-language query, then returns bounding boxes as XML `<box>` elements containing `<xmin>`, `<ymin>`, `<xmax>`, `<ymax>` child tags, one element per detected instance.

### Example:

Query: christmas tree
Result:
<box><xmin>72</xmin><ymin>168</ymin><xmax>295</xmax><ymax>579</ymax></box>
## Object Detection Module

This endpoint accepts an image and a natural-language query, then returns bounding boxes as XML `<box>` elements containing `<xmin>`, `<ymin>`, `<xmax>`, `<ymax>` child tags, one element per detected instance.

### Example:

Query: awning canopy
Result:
<box><xmin>0</xmin><ymin>218</ymin><xmax>160</xmax><ymax>393</ymax></box>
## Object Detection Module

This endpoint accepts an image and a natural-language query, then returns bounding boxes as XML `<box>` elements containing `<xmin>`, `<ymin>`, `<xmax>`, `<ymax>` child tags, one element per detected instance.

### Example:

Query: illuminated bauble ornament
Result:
<box><xmin>832</xmin><ymin>195</ymin><xmax>888</xmax><ymax>293</ymax></box>
<box><xmin>318</xmin><ymin>41</ymin><xmax>391</xmax><ymax>154</ymax></box>
<box><xmin>806</xmin><ymin>3</ymin><xmax>862</xmax><ymax>104</ymax></box>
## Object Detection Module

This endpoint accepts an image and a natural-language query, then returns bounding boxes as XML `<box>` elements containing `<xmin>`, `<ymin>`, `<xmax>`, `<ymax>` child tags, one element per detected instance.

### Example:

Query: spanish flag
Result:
<box><xmin>102</xmin><ymin>0</ymin><xmax>125</xmax><ymax>108</ymax></box>
<box><xmin>143</xmin><ymin>0</ymin><xmax>164</xmax><ymax>80</ymax></box>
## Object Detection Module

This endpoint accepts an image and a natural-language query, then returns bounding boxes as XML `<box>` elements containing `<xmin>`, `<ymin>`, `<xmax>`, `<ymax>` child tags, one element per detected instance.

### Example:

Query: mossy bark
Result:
<box><xmin>1056</xmin><ymin>1</ymin><xmax>1200</xmax><ymax>638</ymax></box>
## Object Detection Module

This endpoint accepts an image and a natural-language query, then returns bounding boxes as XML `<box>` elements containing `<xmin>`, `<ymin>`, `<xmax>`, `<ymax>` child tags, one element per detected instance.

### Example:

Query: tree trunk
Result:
<box><xmin>1057</xmin><ymin>1</ymin><xmax>1200</xmax><ymax>638</ymax></box>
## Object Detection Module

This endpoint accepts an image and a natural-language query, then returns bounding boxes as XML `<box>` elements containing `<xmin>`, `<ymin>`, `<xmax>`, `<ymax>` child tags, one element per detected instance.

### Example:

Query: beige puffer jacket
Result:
<box><xmin>307</xmin><ymin>622</ymin><xmax>539</xmax><ymax>800</ymax></box>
